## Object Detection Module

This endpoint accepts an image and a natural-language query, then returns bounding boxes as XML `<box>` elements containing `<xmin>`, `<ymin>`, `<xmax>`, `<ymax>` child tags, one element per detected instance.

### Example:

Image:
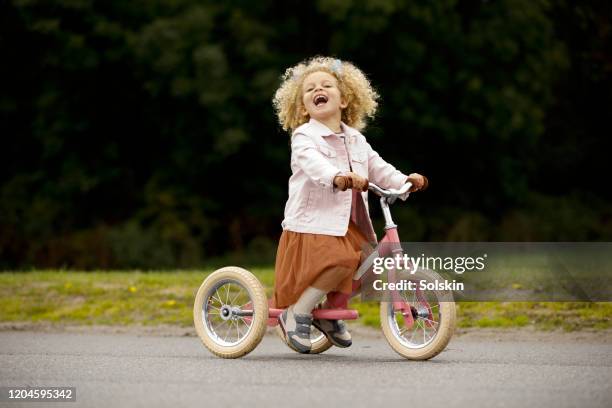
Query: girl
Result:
<box><xmin>272</xmin><ymin>56</ymin><xmax>427</xmax><ymax>353</ymax></box>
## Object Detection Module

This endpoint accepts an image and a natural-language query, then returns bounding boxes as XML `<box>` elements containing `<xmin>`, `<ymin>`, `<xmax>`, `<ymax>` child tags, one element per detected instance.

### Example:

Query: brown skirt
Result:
<box><xmin>272</xmin><ymin>221</ymin><xmax>370</xmax><ymax>309</ymax></box>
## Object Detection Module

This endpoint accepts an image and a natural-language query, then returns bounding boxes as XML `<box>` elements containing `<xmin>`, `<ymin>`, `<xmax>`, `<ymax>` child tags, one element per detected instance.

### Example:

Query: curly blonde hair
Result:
<box><xmin>272</xmin><ymin>56</ymin><xmax>379</xmax><ymax>132</ymax></box>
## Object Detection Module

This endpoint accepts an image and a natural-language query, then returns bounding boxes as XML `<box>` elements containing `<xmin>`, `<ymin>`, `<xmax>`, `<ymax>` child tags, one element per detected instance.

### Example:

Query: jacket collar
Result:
<box><xmin>307</xmin><ymin>118</ymin><xmax>360</xmax><ymax>138</ymax></box>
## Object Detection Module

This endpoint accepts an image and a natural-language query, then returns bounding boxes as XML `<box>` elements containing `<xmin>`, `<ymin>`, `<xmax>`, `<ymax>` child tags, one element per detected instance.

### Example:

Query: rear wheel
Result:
<box><xmin>194</xmin><ymin>266</ymin><xmax>268</xmax><ymax>359</ymax></box>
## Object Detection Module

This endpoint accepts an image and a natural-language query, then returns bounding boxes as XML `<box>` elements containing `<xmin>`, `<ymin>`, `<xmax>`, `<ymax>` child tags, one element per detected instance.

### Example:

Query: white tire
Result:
<box><xmin>194</xmin><ymin>266</ymin><xmax>268</xmax><ymax>359</ymax></box>
<box><xmin>380</xmin><ymin>268</ymin><xmax>456</xmax><ymax>360</ymax></box>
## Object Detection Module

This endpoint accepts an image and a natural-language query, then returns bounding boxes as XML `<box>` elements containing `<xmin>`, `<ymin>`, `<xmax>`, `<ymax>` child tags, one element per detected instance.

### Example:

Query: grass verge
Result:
<box><xmin>0</xmin><ymin>270</ymin><xmax>610</xmax><ymax>331</ymax></box>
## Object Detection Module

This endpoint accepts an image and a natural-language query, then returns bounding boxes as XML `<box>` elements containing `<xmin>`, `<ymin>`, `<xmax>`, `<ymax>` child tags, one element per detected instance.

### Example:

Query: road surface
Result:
<box><xmin>1</xmin><ymin>329</ymin><xmax>610</xmax><ymax>407</ymax></box>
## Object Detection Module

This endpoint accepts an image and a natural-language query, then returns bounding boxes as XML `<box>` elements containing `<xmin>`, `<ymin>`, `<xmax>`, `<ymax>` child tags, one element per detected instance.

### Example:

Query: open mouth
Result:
<box><xmin>313</xmin><ymin>94</ymin><xmax>328</xmax><ymax>106</ymax></box>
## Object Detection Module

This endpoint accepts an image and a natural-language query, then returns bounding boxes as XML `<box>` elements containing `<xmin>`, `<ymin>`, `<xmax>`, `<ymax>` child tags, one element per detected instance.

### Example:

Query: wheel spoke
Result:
<box><xmin>422</xmin><ymin>322</ymin><xmax>426</xmax><ymax>344</ymax></box>
<box><xmin>216</xmin><ymin>318</ymin><xmax>229</xmax><ymax>329</ymax></box>
<box><xmin>236</xmin><ymin>319</ymin><xmax>242</xmax><ymax>339</ymax></box>
<box><xmin>223</xmin><ymin>322</ymin><xmax>232</xmax><ymax>342</ymax></box>
<box><xmin>213</xmin><ymin>289</ymin><xmax>223</xmax><ymax>305</ymax></box>
<box><xmin>238</xmin><ymin>319</ymin><xmax>246</xmax><ymax>337</ymax></box>
<box><xmin>224</xmin><ymin>320</ymin><xmax>232</xmax><ymax>340</ymax></box>
<box><xmin>214</xmin><ymin>319</ymin><xmax>230</xmax><ymax>338</ymax></box>
<box><xmin>238</xmin><ymin>316</ymin><xmax>251</xmax><ymax>328</ymax></box>
<box><xmin>229</xmin><ymin>287</ymin><xmax>241</xmax><ymax>305</ymax></box>
<box><xmin>414</xmin><ymin>319</ymin><xmax>425</xmax><ymax>344</ymax></box>
<box><xmin>409</xmin><ymin>326</ymin><xmax>417</xmax><ymax>343</ymax></box>
<box><xmin>225</xmin><ymin>284</ymin><xmax>231</xmax><ymax>304</ymax></box>
<box><xmin>234</xmin><ymin>320</ymin><xmax>240</xmax><ymax>340</ymax></box>
<box><xmin>423</xmin><ymin>320</ymin><xmax>438</xmax><ymax>336</ymax></box>
<box><xmin>228</xmin><ymin>320</ymin><xmax>235</xmax><ymax>341</ymax></box>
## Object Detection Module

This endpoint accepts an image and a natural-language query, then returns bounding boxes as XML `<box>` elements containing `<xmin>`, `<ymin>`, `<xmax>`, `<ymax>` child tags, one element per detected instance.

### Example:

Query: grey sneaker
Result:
<box><xmin>312</xmin><ymin>318</ymin><xmax>352</xmax><ymax>348</ymax></box>
<box><xmin>278</xmin><ymin>308</ymin><xmax>312</xmax><ymax>354</ymax></box>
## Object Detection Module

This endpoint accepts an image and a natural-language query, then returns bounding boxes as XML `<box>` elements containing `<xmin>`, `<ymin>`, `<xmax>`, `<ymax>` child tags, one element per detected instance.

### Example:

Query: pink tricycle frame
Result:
<box><xmin>265</xmin><ymin>182</ymin><xmax>433</xmax><ymax>330</ymax></box>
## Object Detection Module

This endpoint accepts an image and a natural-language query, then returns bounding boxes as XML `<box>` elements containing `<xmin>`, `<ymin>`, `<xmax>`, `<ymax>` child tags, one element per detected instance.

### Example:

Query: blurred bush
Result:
<box><xmin>0</xmin><ymin>0</ymin><xmax>610</xmax><ymax>268</ymax></box>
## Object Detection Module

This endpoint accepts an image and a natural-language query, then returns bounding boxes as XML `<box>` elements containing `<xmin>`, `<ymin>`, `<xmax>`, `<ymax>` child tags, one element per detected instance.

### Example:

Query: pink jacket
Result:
<box><xmin>281</xmin><ymin>118</ymin><xmax>409</xmax><ymax>243</ymax></box>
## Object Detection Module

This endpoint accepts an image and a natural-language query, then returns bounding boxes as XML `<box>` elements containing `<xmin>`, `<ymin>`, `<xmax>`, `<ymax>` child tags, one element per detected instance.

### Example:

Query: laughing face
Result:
<box><xmin>301</xmin><ymin>71</ymin><xmax>347</xmax><ymax>126</ymax></box>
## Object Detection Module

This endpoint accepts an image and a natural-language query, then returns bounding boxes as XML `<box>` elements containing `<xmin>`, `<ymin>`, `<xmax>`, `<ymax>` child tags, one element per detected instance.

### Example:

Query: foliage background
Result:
<box><xmin>1</xmin><ymin>0</ymin><xmax>611</xmax><ymax>269</ymax></box>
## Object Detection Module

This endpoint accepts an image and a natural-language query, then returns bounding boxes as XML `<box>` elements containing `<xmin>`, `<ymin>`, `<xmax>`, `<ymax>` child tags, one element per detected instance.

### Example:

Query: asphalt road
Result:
<box><xmin>1</xmin><ymin>330</ymin><xmax>611</xmax><ymax>408</ymax></box>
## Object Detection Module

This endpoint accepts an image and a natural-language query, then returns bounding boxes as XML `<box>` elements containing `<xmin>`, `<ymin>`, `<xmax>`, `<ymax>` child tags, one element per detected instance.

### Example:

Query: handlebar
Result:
<box><xmin>368</xmin><ymin>181</ymin><xmax>412</xmax><ymax>203</ymax></box>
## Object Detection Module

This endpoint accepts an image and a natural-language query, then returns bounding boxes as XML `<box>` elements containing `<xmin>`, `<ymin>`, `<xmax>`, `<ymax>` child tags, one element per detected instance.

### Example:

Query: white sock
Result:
<box><xmin>293</xmin><ymin>287</ymin><xmax>326</xmax><ymax>315</ymax></box>
<box><xmin>284</xmin><ymin>305</ymin><xmax>297</xmax><ymax>332</ymax></box>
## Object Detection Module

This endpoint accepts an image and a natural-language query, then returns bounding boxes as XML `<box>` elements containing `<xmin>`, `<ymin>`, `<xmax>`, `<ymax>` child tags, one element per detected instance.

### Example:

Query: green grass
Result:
<box><xmin>0</xmin><ymin>270</ymin><xmax>610</xmax><ymax>331</ymax></box>
<box><xmin>457</xmin><ymin>301</ymin><xmax>612</xmax><ymax>331</ymax></box>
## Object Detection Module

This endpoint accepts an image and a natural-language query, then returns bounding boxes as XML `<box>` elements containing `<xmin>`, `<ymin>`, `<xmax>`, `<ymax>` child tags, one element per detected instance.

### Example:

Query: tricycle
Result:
<box><xmin>193</xmin><ymin>181</ymin><xmax>456</xmax><ymax>359</ymax></box>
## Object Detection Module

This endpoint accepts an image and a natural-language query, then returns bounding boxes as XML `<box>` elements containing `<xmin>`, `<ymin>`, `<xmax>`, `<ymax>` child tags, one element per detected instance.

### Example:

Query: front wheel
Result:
<box><xmin>193</xmin><ymin>266</ymin><xmax>268</xmax><ymax>359</ymax></box>
<box><xmin>380</xmin><ymin>269</ymin><xmax>456</xmax><ymax>360</ymax></box>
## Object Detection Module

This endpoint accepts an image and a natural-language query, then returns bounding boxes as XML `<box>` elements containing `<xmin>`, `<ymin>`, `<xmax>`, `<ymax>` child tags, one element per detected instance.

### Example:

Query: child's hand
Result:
<box><xmin>334</xmin><ymin>172</ymin><xmax>369</xmax><ymax>192</ymax></box>
<box><xmin>406</xmin><ymin>173</ymin><xmax>428</xmax><ymax>192</ymax></box>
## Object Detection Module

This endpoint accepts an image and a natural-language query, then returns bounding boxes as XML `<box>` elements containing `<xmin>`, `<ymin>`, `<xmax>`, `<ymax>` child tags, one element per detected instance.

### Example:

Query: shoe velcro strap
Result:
<box><xmin>334</xmin><ymin>320</ymin><xmax>347</xmax><ymax>332</ymax></box>
<box><xmin>294</xmin><ymin>314</ymin><xmax>312</xmax><ymax>324</ymax></box>
<box><xmin>296</xmin><ymin>322</ymin><xmax>311</xmax><ymax>335</ymax></box>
